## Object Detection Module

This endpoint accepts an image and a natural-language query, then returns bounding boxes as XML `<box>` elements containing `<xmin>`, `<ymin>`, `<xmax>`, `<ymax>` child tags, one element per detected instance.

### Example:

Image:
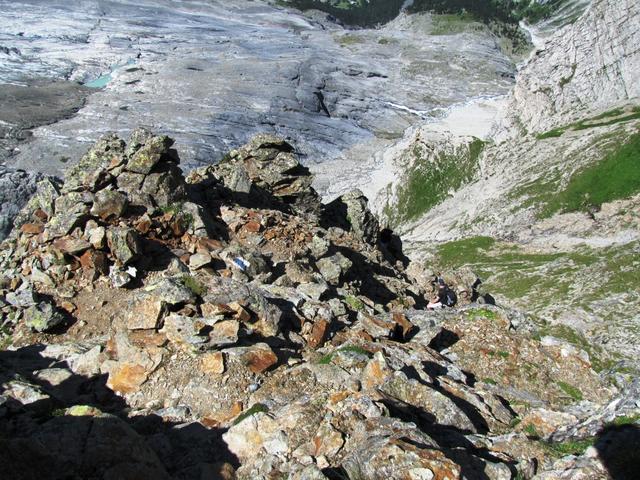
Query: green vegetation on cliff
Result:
<box><xmin>277</xmin><ymin>0</ymin><xmax>405</xmax><ymax>26</ymax></box>
<box><xmin>540</xmin><ymin>132</ymin><xmax>640</xmax><ymax>217</ymax></box>
<box><xmin>409</xmin><ymin>0</ymin><xmax>559</xmax><ymax>24</ymax></box>
<box><xmin>392</xmin><ymin>139</ymin><xmax>485</xmax><ymax>224</ymax></box>
<box><xmin>536</xmin><ymin>107</ymin><xmax>640</xmax><ymax>140</ymax></box>
<box><xmin>280</xmin><ymin>0</ymin><xmax>561</xmax><ymax>27</ymax></box>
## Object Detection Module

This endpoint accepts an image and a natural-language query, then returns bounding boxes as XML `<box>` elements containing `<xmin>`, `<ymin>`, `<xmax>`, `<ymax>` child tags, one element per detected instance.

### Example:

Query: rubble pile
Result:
<box><xmin>0</xmin><ymin>131</ymin><xmax>637</xmax><ymax>480</ymax></box>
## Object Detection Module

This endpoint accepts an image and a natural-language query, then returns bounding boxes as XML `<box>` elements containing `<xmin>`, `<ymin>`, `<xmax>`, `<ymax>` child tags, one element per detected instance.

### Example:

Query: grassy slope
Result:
<box><xmin>386</xmin><ymin>139</ymin><xmax>485</xmax><ymax>226</ymax></box>
<box><xmin>431</xmin><ymin>236</ymin><xmax>640</xmax><ymax>372</ymax></box>
<box><xmin>539</xmin><ymin>132</ymin><xmax>640</xmax><ymax>217</ymax></box>
<box><xmin>511</xmin><ymin>108</ymin><xmax>640</xmax><ymax>219</ymax></box>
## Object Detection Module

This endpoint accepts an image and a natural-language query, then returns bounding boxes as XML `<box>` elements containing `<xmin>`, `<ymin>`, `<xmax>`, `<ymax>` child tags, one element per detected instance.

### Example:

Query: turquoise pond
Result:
<box><xmin>84</xmin><ymin>59</ymin><xmax>135</xmax><ymax>88</ymax></box>
<box><xmin>84</xmin><ymin>73</ymin><xmax>112</xmax><ymax>88</ymax></box>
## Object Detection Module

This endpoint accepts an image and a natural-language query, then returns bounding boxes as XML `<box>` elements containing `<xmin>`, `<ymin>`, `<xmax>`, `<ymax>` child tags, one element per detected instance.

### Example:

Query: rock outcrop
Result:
<box><xmin>0</xmin><ymin>166</ymin><xmax>42</xmax><ymax>240</ymax></box>
<box><xmin>508</xmin><ymin>0</ymin><xmax>640</xmax><ymax>135</ymax></box>
<box><xmin>1</xmin><ymin>131</ymin><xmax>635</xmax><ymax>479</ymax></box>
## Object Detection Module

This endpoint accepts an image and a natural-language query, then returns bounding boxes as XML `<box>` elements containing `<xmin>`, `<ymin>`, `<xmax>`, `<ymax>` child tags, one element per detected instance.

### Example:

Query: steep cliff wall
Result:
<box><xmin>509</xmin><ymin>0</ymin><xmax>640</xmax><ymax>134</ymax></box>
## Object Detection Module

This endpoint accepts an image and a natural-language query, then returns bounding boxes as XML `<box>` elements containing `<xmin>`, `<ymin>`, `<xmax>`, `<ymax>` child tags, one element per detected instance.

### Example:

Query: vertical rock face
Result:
<box><xmin>0</xmin><ymin>167</ymin><xmax>42</xmax><ymax>240</ymax></box>
<box><xmin>509</xmin><ymin>0</ymin><xmax>640</xmax><ymax>134</ymax></box>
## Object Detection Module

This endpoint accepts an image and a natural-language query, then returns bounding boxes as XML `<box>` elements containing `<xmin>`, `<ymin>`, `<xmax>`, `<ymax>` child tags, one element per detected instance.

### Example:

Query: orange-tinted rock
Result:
<box><xmin>329</xmin><ymin>391</ymin><xmax>350</xmax><ymax>404</ymax></box>
<box><xmin>197</xmin><ymin>237</ymin><xmax>224</xmax><ymax>253</ymax></box>
<box><xmin>307</xmin><ymin>318</ymin><xmax>329</xmax><ymax>349</ymax></box>
<box><xmin>243</xmin><ymin>220</ymin><xmax>262</xmax><ymax>233</ymax></box>
<box><xmin>209</xmin><ymin>320</ymin><xmax>240</xmax><ymax>346</ymax></box>
<box><xmin>392</xmin><ymin>312</ymin><xmax>416</xmax><ymax>340</ymax></box>
<box><xmin>202</xmin><ymin>401</ymin><xmax>243</xmax><ymax>428</ymax></box>
<box><xmin>33</xmin><ymin>209</ymin><xmax>49</xmax><ymax>222</ymax></box>
<box><xmin>128</xmin><ymin>330</ymin><xmax>168</xmax><ymax>348</ymax></box>
<box><xmin>229</xmin><ymin>301</ymin><xmax>252</xmax><ymax>323</ymax></box>
<box><xmin>201</xmin><ymin>352</ymin><xmax>225</xmax><ymax>375</ymax></box>
<box><xmin>518</xmin><ymin>408</ymin><xmax>578</xmax><ymax>439</ymax></box>
<box><xmin>243</xmin><ymin>346</ymin><xmax>278</xmax><ymax>374</ymax></box>
<box><xmin>20</xmin><ymin>223</ymin><xmax>44</xmax><ymax>235</ymax></box>
<box><xmin>361</xmin><ymin>352</ymin><xmax>392</xmax><ymax>391</ymax></box>
<box><xmin>61</xmin><ymin>301</ymin><xmax>76</xmax><ymax>313</ymax></box>
<box><xmin>135</xmin><ymin>218</ymin><xmax>152</xmax><ymax>235</ymax></box>
<box><xmin>53</xmin><ymin>237</ymin><xmax>92</xmax><ymax>255</ymax></box>
<box><xmin>171</xmin><ymin>217</ymin><xmax>188</xmax><ymax>237</ymax></box>
<box><xmin>79</xmin><ymin>249</ymin><xmax>109</xmax><ymax>275</ymax></box>
<box><xmin>126</xmin><ymin>296</ymin><xmax>166</xmax><ymax>330</ymax></box>
<box><xmin>107</xmin><ymin>363</ymin><xmax>148</xmax><ymax>394</ymax></box>
<box><xmin>201</xmin><ymin>302</ymin><xmax>234</xmax><ymax>317</ymax></box>
<box><xmin>359</xmin><ymin>313</ymin><xmax>396</xmax><ymax>339</ymax></box>
<box><xmin>313</xmin><ymin>423</ymin><xmax>344</xmax><ymax>457</ymax></box>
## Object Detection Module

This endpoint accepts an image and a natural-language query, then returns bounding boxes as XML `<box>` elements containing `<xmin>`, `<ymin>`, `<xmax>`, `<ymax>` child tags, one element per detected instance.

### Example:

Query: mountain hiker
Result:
<box><xmin>427</xmin><ymin>277</ymin><xmax>457</xmax><ymax>310</ymax></box>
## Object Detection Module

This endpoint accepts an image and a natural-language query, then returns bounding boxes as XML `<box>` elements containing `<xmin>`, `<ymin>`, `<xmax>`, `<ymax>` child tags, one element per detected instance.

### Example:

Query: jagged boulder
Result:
<box><xmin>63</xmin><ymin>134</ymin><xmax>125</xmax><ymax>193</ymax></box>
<box><xmin>23</xmin><ymin>300</ymin><xmax>65</xmax><ymax>332</ymax></box>
<box><xmin>107</xmin><ymin>227</ymin><xmax>141</xmax><ymax>266</ymax></box>
<box><xmin>325</xmin><ymin>189</ymin><xmax>380</xmax><ymax>244</ymax></box>
<box><xmin>90</xmin><ymin>188</ymin><xmax>128</xmax><ymax>220</ymax></box>
<box><xmin>204</xmin><ymin>134</ymin><xmax>321</xmax><ymax>213</ymax></box>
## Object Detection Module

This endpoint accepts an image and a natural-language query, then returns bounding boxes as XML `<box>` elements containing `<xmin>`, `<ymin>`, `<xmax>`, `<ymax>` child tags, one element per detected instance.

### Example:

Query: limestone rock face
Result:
<box><xmin>509</xmin><ymin>0</ymin><xmax>640</xmax><ymax>134</ymax></box>
<box><xmin>0</xmin><ymin>167</ymin><xmax>42</xmax><ymax>240</ymax></box>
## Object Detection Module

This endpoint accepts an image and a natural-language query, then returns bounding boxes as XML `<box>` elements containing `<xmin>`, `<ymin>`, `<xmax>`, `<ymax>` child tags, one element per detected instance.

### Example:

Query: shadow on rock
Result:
<box><xmin>0</xmin><ymin>345</ymin><xmax>238</xmax><ymax>479</ymax></box>
<box><xmin>595</xmin><ymin>424</ymin><xmax>640</xmax><ymax>480</ymax></box>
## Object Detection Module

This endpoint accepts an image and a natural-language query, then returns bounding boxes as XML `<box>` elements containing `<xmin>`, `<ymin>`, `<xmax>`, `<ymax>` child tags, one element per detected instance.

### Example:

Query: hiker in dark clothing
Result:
<box><xmin>427</xmin><ymin>277</ymin><xmax>457</xmax><ymax>310</ymax></box>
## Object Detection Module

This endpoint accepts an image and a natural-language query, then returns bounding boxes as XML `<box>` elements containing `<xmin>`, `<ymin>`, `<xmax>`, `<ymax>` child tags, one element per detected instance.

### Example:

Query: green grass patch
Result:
<box><xmin>394</xmin><ymin>139</ymin><xmax>485</xmax><ymax>223</ymax></box>
<box><xmin>467</xmin><ymin>308</ymin><xmax>498</xmax><ymax>320</ymax></box>
<box><xmin>337</xmin><ymin>34</ymin><xmax>365</xmax><ymax>46</ymax></box>
<box><xmin>180</xmin><ymin>275</ymin><xmax>207</xmax><ymax>297</ymax></box>
<box><xmin>536</xmin><ymin>127</ymin><xmax>566</xmax><ymax>139</ymax></box>
<box><xmin>536</xmin><ymin>107</ymin><xmax>640</xmax><ymax>140</ymax></box>
<box><xmin>318</xmin><ymin>345</ymin><xmax>372</xmax><ymax>365</ymax></box>
<box><xmin>574</xmin><ymin>110</ymin><xmax>640</xmax><ymax>131</ymax></box>
<box><xmin>558</xmin><ymin>63</ymin><xmax>577</xmax><ymax>88</ymax></box>
<box><xmin>0</xmin><ymin>336</ymin><xmax>11</xmax><ymax>350</ymax></box>
<box><xmin>436</xmin><ymin>236</ymin><xmax>495</xmax><ymax>267</ymax></box>
<box><xmin>607</xmin><ymin>414</ymin><xmax>640</xmax><ymax>427</ymax></box>
<box><xmin>159</xmin><ymin>202</ymin><xmax>194</xmax><ymax>226</ymax></box>
<box><xmin>430</xmin><ymin>12</ymin><xmax>478</xmax><ymax>35</ymax></box>
<box><xmin>487</xmin><ymin>350</ymin><xmax>510</xmax><ymax>359</ymax></box>
<box><xmin>482</xmin><ymin>377</ymin><xmax>498</xmax><ymax>385</ymax></box>
<box><xmin>233</xmin><ymin>403</ymin><xmax>269</xmax><ymax>425</ymax></box>
<box><xmin>344</xmin><ymin>295</ymin><xmax>365</xmax><ymax>312</ymax></box>
<box><xmin>523</xmin><ymin>424</ymin><xmax>541</xmax><ymax>438</ymax></box>
<box><xmin>539</xmin><ymin>132</ymin><xmax>640</xmax><ymax>217</ymax></box>
<box><xmin>543</xmin><ymin>437</ymin><xmax>595</xmax><ymax>457</ymax></box>
<box><xmin>557</xmin><ymin>381</ymin><xmax>583</xmax><ymax>401</ymax></box>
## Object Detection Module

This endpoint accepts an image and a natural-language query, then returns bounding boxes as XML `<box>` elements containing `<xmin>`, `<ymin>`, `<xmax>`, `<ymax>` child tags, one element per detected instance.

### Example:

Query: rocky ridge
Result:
<box><xmin>1</xmin><ymin>130</ymin><xmax>637</xmax><ymax>479</ymax></box>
